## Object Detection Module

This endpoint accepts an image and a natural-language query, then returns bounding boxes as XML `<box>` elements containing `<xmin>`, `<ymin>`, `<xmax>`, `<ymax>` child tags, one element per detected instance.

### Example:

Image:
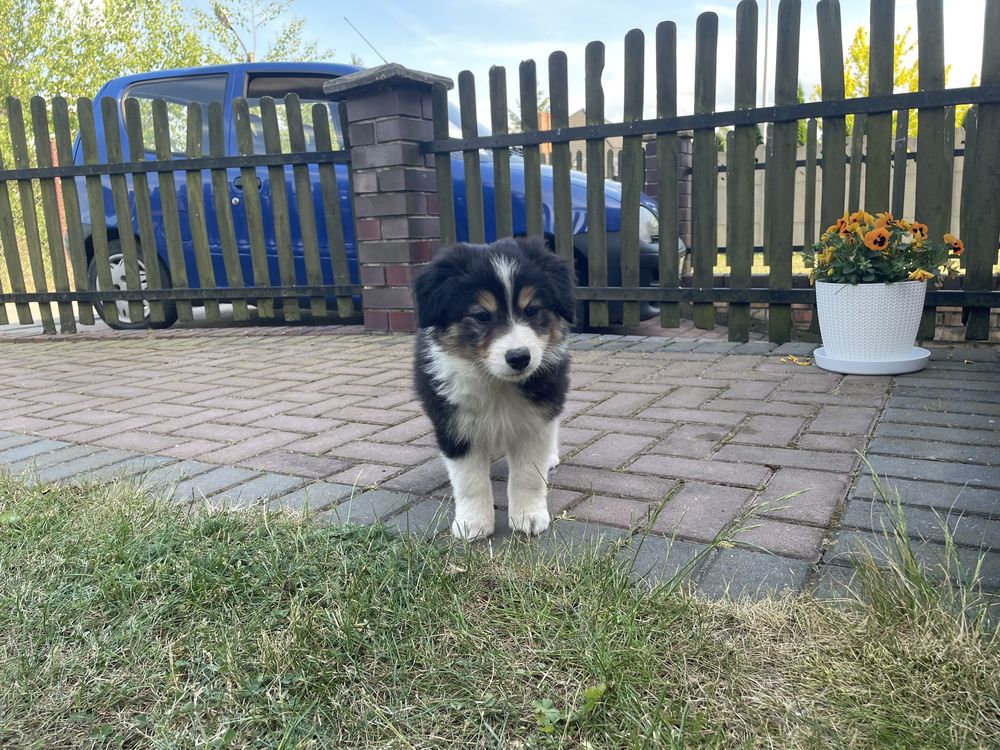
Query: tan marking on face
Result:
<box><xmin>548</xmin><ymin>320</ymin><xmax>566</xmax><ymax>345</ymax></box>
<box><xmin>477</xmin><ymin>291</ymin><xmax>499</xmax><ymax>313</ymax></box>
<box><xmin>517</xmin><ymin>286</ymin><xmax>536</xmax><ymax>312</ymax></box>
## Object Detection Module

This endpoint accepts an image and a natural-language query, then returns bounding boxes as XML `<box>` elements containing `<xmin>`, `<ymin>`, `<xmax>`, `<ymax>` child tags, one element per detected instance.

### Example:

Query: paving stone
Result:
<box><xmin>811</xmin><ymin>564</ymin><xmax>863</xmax><ymax>601</ymax></box>
<box><xmin>730</xmin><ymin>342</ymin><xmax>775</xmax><ymax>355</ymax></box>
<box><xmin>133</xmin><ymin>459</ymin><xmax>217</xmax><ymax>489</ymax></box>
<box><xmin>328</xmin><ymin>462</ymin><xmax>404</xmax><ymax>488</ymax></box>
<box><xmin>6</xmin><ymin>443</ymin><xmax>101</xmax><ymax>474</ymax></box>
<box><xmin>867</xmin><ymin>436</ymin><xmax>998</xmax><ymax>465</ymax></box>
<box><xmin>630</xmin><ymin>455</ymin><xmax>771</xmax><ymax>489</ymax></box>
<box><xmin>0</xmin><ymin>432</ymin><xmax>36</xmax><ymax>451</ymax></box>
<box><xmin>873</xmin><ymin>422</ymin><xmax>1000</xmax><ymax>446</ymax></box>
<box><xmin>385</xmin><ymin>497</ymin><xmax>452</xmax><ymax>539</ymax></box>
<box><xmin>720</xmin><ymin>380</ymin><xmax>780</xmax><ymax>401</ymax></box>
<box><xmin>697</xmin><ymin>549</ymin><xmax>810</xmax><ymax>599</ymax></box>
<box><xmin>0</xmin><ymin>438</ymin><xmax>69</xmax><ymax>463</ymax></box>
<box><xmin>732</xmin><ymin>519</ymin><xmax>827</xmax><ymax>561</ymax></box>
<box><xmin>774</xmin><ymin>343</ymin><xmax>819</xmax><ymax>356</ymax></box>
<box><xmin>239</xmin><ymin>450</ymin><xmax>351</xmax><ymax>479</ymax></box>
<box><xmin>283</xmin><ymin>423</ymin><xmax>383</xmax><ymax>453</ymax></box>
<box><xmin>270</xmin><ymin>481</ymin><xmax>357</xmax><ymax>512</ymax></box>
<box><xmin>36</xmin><ymin>448</ymin><xmax>137</xmax><ymax>483</ymax></box>
<box><xmin>171</xmin><ymin>466</ymin><xmax>262</xmax><ymax>503</ymax></box>
<box><xmin>865</xmin><ymin>455</ymin><xmax>1000</xmax><ymax>490</ymax></box>
<box><xmin>636</xmin><ymin>406</ymin><xmax>744</xmax><ymax>427</ymax></box>
<box><xmin>713</xmin><ymin>444</ymin><xmax>857</xmax><ymax>473</ymax></box>
<box><xmin>779</xmin><ymin>372</ymin><xmax>843</xmax><ymax>392</ymax></box>
<box><xmin>618</xmin><ymin>534</ymin><xmax>709</xmax><ymax>587</ymax></box>
<box><xmin>729</xmin><ymin>415</ymin><xmax>807</xmax><ymax>447</ymax></box>
<box><xmin>851</xmin><ymin>475</ymin><xmax>1000</xmax><ymax>518</ymax></box>
<box><xmin>371</xmin><ymin>416</ymin><xmax>434</xmax><ymax>443</ymax></box>
<box><xmin>523</xmin><ymin>519</ymin><xmax>629</xmax><ymax>556</ymax></box>
<box><xmin>321</xmin><ymin>489</ymin><xmax>412</xmax><ymax>526</ymax></box>
<box><xmin>692</xmin><ymin>342</ymin><xmax>741</xmax><ymax>354</ymax></box>
<box><xmin>890</xmin><ymin>396</ymin><xmax>1000</xmax><ymax>416</ymax></box>
<box><xmin>841</xmin><ymin>498</ymin><xmax>1000</xmax><ymax>551</ymax></box>
<box><xmin>381</xmin><ymin>460</ymin><xmax>451</xmax><ymax>495</ymax></box>
<box><xmin>568</xmin><ymin>433</ymin><xmax>656</xmax><ymax>470</ymax></box>
<box><xmin>808</xmin><ymin>405</ymin><xmax>879</xmax><ymax>435</ymax></box>
<box><xmin>651</xmin><ymin>482</ymin><xmax>755</xmax><ymax>542</ymax></box>
<box><xmin>327</xmin><ymin>440</ymin><xmax>438</xmax><ymax>466</ymax></box>
<box><xmin>880</xmin><ymin>407</ymin><xmax>999</xmax><ymax>431</ymax></box>
<box><xmin>571</xmin><ymin>495</ymin><xmax>651</xmax><ymax>528</ymax></box>
<box><xmin>795</xmin><ymin>433</ymin><xmax>864</xmax><ymax>453</ymax></box>
<box><xmin>649</xmin><ymin>424</ymin><xmax>730</xmax><ymax>459</ymax></box>
<box><xmin>565</xmin><ymin>414</ymin><xmax>678</xmax><ymax>437</ymax></box>
<box><xmin>710</xmin><ymin>399</ymin><xmax>817</xmax><ymax>418</ymax></box>
<box><xmin>654</xmin><ymin>386</ymin><xmax>724</xmax><ymax>409</ymax></box>
<box><xmin>86</xmin><ymin>454</ymin><xmax>179</xmax><ymax>482</ymax></box>
<box><xmin>758</xmin><ymin>468</ymin><xmax>850</xmax><ymax>526</ymax></box>
<box><xmin>893</xmin><ymin>385</ymin><xmax>1000</xmax><ymax>405</ymax></box>
<box><xmin>548</xmin><ymin>464</ymin><xmax>679</xmax><ymax>502</ymax></box>
<box><xmin>198</xmin><ymin>430</ymin><xmax>305</xmax><ymax>464</ymax></box>
<box><xmin>587</xmin><ymin>392</ymin><xmax>658</xmax><ymax>417</ymax></box>
<box><xmin>205</xmin><ymin>473</ymin><xmax>309</xmax><ymax>509</ymax></box>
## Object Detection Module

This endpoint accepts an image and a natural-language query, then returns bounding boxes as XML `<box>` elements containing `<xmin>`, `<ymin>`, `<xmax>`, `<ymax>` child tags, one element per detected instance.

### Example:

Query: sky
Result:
<box><xmin>192</xmin><ymin>0</ymin><xmax>987</xmax><ymax>122</ymax></box>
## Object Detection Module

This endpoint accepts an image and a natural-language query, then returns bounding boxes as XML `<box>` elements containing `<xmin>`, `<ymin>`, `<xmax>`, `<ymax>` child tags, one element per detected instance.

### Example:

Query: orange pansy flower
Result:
<box><xmin>944</xmin><ymin>233</ymin><xmax>965</xmax><ymax>255</ymax></box>
<box><xmin>864</xmin><ymin>227</ymin><xmax>891</xmax><ymax>251</ymax></box>
<box><xmin>910</xmin><ymin>221</ymin><xmax>929</xmax><ymax>240</ymax></box>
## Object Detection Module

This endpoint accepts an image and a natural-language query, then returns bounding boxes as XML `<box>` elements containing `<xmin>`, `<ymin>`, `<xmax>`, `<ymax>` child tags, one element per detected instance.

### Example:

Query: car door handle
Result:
<box><xmin>232</xmin><ymin>175</ymin><xmax>262</xmax><ymax>191</ymax></box>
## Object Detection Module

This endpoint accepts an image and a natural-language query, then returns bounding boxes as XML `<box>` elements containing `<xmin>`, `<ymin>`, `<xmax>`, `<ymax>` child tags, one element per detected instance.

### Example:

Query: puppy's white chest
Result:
<box><xmin>449</xmin><ymin>376</ymin><xmax>549</xmax><ymax>453</ymax></box>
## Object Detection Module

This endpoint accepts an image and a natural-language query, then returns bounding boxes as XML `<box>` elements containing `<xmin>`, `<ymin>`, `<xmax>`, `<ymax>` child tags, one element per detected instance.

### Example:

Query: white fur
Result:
<box><xmin>424</xmin><ymin>335</ymin><xmax>558</xmax><ymax>539</ymax></box>
<box><xmin>485</xmin><ymin>322</ymin><xmax>545</xmax><ymax>380</ymax></box>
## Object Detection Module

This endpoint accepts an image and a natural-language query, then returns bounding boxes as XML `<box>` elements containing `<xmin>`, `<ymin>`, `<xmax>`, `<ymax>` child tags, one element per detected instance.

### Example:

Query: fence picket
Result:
<box><xmin>151</xmin><ymin>99</ymin><xmax>193</xmax><ymax>322</ymax></box>
<box><xmin>231</xmin><ymin>98</ymin><xmax>274</xmax><ymax>320</ymax></box>
<box><xmin>656</xmin><ymin>21</ymin><xmax>680</xmax><ymax>329</ymax></box>
<box><xmin>6</xmin><ymin>97</ymin><xmax>55</xmax><ymax>333</ymax></box>
<box><xmin>848</xmin><ymin>113</ymin><xmax>865</xmax><ymax>212</ymax></box>
<box><xmin>100</xmin><ymin>97</ymin><xmax>146</xmax><ymax>325</ymax></box>
<box><xmin>208</xmin><ymin>101</ymin><xmax>250</xmax><ymax>321</ymax></box>
<box><xmin>915</xmin><ymin>0</ymin><xmax>948</xmax><ymax>339</ymax></box>
<box><xmin>548</xmin><ymin>51</ymin><xmax>574</xmax><ymax>269</ymax></box>
<box><xmin>961</xmin><ymin>0</ymin><xmax>1000</xmax><ymax>339</ymax></box>
<box><xmin>312</xmin><ymin>102</ymin><xmax>355</xmax><ymax>318</ymax></box>
<box><xmin>459</xmin><ymin>71</ymin><xmax>485</xmax><ymax>244</ymax></box>
<box><xmin>727</xmin><ymin>1</ymin><xmax>758</xmax><ymax>342</ymax></box>
<box><xmin>620</xmin><ymin>28</ymin><xmax>644</xmax><ymax>328</ymax></box>
<box><xmin>804</xmin><ymin>119</ymin><xmax>818</xmax><ymax>250</ymax></box>
<box><xmin>184</xmin><ymin>102</ymin><xmax>221</xmax><ymax>322</ymax></box>
<box><xmin>959</xmin><ymin>105</ymin><xmax>976</xmax><ymax>272</ymax></box>
<box><xmin>29</xmin><ymin>97</ymin><xmax>75</xmax><ymax>332</ymax></box>
<box><xmin>519</xmin><ymin>61</ymin><xmax>544</xmax><ymax>237</ymax></box>
<box><xmin>0</xmin><ymin>149</ymin><xmax>30</xmax><ymax>324</ymax></box>
<box><xmin>432</xmin><ymin>84</ymin><xmax>457</xmax><ymax>248</ymax></box>
<box><xmin>865</xmin><ymin>0</ymin><xmax>894</xmax><ymax>211</ymax></box>
<box><xmin>692</xmin><ymin>12</ymin><xmax>718</xmax><ymax>330</ymax></box>
<box><xmin>122</xmin><ymin>98</ymin><xmax>167</xmax><ymax>325</ymax></box>
<box><xmin>585</xmin><ymin>41</ymin><xmax>609</xmax><ymax>327</ymax></box>
<box><xmin>817</xmin><ymin>0</ymin><xmax>847</xmax><ymax>230</ymax></box>
<box><xmin>259</xmin><ymin>96</ymin><xmax>299</xmax><ymax>321</ymax></box>
<box><xmin>285</xmin><ymin>93</ymin><xmax>325</xmax><ymax>318</ymax></box>
<box><xmin>765</xmin><ymin>0</ymin><xmax>800</xmax><ymax>345</ymax></box>
<box><xmin>891</xmin><ymin>108</ymin><xmax>909</xmax><ymax>217</ymax></box>
<box><xmin>489</xmin><ymin>67</ymin><xmax>514</xmax><ymax>239</ymax></box>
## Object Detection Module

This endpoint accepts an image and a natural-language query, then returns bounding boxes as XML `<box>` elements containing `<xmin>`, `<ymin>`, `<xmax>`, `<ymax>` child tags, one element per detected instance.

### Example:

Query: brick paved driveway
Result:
<box><xmin>1</xmin><ymin>326</ymin><xmax>997</xmax><ymax>598</ymax></box>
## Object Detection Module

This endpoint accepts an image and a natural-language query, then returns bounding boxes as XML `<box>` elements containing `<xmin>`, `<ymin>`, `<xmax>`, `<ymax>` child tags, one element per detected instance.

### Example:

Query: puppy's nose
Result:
<box><xmin>505</xmin><ymin>347</ymin><xmax>531</xmax><ymax>371</ymax></box>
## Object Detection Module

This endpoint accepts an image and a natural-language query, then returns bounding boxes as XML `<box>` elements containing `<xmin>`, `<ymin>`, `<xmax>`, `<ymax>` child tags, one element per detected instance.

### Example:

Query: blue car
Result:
<box><xmin>76</xmin><ymin>62</ymin><xmax>682</xmax><ymax>328</ymax></box>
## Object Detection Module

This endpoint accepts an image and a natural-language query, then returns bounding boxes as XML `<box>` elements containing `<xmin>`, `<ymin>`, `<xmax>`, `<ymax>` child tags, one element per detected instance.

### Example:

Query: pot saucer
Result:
<box><xmin>813</xmin><ymin>346</ymin><xmax>930</xmax><ymax>376</ymax></box>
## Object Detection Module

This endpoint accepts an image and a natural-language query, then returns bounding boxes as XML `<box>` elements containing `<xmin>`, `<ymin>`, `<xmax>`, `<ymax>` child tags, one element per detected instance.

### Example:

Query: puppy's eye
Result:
<box><xmin>472</xmin><ymin>310</ymin><xmax>492</xmax><ymax>323</ymax></box>
<box><xmin>523</xmin><ymin>305</ymin><xmax>539</xmax><ymax>319</ymax></box>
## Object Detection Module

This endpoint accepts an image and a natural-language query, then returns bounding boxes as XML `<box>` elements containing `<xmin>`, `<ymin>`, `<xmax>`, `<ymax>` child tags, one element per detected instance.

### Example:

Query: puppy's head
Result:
<box><xmin>413</xmin><ymin>236</ymin><xmax>574</xmax><ymax>382</ymax></box>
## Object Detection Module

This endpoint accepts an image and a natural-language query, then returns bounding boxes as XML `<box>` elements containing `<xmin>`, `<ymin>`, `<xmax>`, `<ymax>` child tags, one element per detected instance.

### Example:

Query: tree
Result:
<box><xmin>194</xmin><ymin>0</ymin><xmax>334</xmax><ymax>63</ymax></box>
<box><xmin>508</xmin><ymin>88</ymin><xmax>550</xmax><ymax>133</ymax></box>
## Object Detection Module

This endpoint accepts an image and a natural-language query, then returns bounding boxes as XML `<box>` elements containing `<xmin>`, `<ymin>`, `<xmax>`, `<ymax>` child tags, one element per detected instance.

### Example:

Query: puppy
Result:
<box><xmin>412</xmin><ymin>236</ymin><xmax>574</xmax><ymax>540</ymax></box>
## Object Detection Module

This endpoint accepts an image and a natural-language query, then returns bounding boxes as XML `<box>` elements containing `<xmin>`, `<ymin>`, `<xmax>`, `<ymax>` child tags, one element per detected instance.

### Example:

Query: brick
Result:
<box><xmin>284</xmin><ymin>423</ymin><xmax>382</xmax><ymax>453</ymax></box>
<box><xmin>358</xmin><ymin>240</ymin><xmax>436</xmax><ymax>264</ymax></box>
<box><xmin>374</xmin><ymin>116</ymin><xmax>434</xmax><ymax>142</ymax></box>
<box><xmin>380</xmin><ymin>215</ymin><xmax>440</xmax><ymax>240</ymax></box>
<box><xmin>328</xmin><ymin>462</ymin><xmax>403</xmax><ymax>487</ymax></box>
<box><xmin>328</xmin><ymin>441</ymin><xmax>437</xmax><ymax>465</ymax></box>
<box><xmin>173</xmin><ymin>422</ymin><xmax>266</xmax><ymax>442</ymax></box>
<box><xmin>351</xmin><ymin>142</ymin><xmax>422</xmax><ymax>169</ymax></box>
<box><xmin>810</xmin><ymin>564</ymin><xmax>862</xmax><ymax>601</ymax></box>
<box><xmin>198</xmin><ymin>430</ymin><xmax>304</xmax><ymax>464</ymax></box>
<box><xmin>354</xmin><ymin>192</ymin><xmax>426</xmax><ymax>217</ymax></box>
<box><xmin>841</xmin><ymin>498</ymin><xmax>1000</xmax><ymax>550</ymax></box>
<box><xmin>881</xmin><ymin>407</ymin><xmax>998</xmax><ymax>431</ymax></box>
<box><xmin>850</xmin><ymin>474</ymin><xmax>999</xmax><ymax>517</ymax></box>
<box><xmin>381</xmin><ymin>460</ymin><xmax>450</xmax><ymax>494</ymax></box>
<box><xmin>713</xmin><ymin>444</ymin><xmax>858</xmax><ymax>473</ymax></box>
<box><xmin>322</xmin><ymin>489</ymin><xmax>411</xmax><ymax>526</ymax></box>
<box><xmin>867</xmin><ymin>436</ymin><xmax>998</xmax><ymax>465</ymax></box>
<box><xmin>170</xmin><ymin>466</ymin><xmax>261</xmax><ymax>503</ymax></box>
<box><xmin>0</xmin><ymin>438</ymin><xmax>69</xmax><ymax>463</ymax></box>
<box><xmin>204</xmin><ymin>473</ymin><xmax>309</xmax><ymax>509</ymax></box>
<box><xmin>873</xmin><ymin>422</ymin><xmax>999</xmax><ymax>446</ymax></box>
<box><xmin>348</xmin><ymin>120</ymin><xmax>375</xmax><ymax>145</ymax></box>
<box><xmin>384</xmin><ymin>497</ymin><xmax>451</xmax><ymax>539</ymax></box>
<box><xmin>247</xmin><ymin>415</ymin><xmax>343</xmax><ymax>434</ymax></box>
<box><xmin>808</xmin><ymin>405</ymin><xmax>878</xmax><ymax>435</ymax></box>
<box><xmin>136</xmin><ymin>459</ymin><xmax>216</xmax><ymax>489</ymax></box>
<box><xmin>732</xmin><ymin>519</ymin><xmax>827</xmax><ymax>560</ymax></box>
<box><xmin>758</xmin><ymin>468</ymin><xmax>850</xmax><ymax>525</ymax></box>
<box><xmin>36</xmin><ymin>449</ymin><xmax>136</xmax><ymax>483</ymax></box>
<box><xmin>720</xmin><ymin>381</ymin><xmax>779</xmax><ymax>400</ymax></box>
<box><xmin>86</xmin><ymin>455</ymin><xmax>178</xmax><ymax>483</ymax></box>
<box><xmin>361</xmin><ymin>287</ymin><xmax>413</xmax><ymax>309</ymax></box>
<box><xmin>360</xmin><ymin>265</ymin><xmax>386</xmax><ymax>286</ymax></box>
<box><xmin>364</xmin><ymin>309</ymin><xmax>389</xmax><ymax>331</ymax></box>
<box><xmin>356</xmin><ymin>217</ymin><xmax>382</xmax><ymax>241</ymax></box>
<box><xmin>371</xmin><ymin>416</ymin><xmax>434</xmax><ymax>443</ymax></box>
<box><xmin>636</xmin><ymin>407</ymin><xmax>743</xmax><ymax>426</ymax></box>
<box><xmin>389</xmin><ymin>310</ymin><xmax>417</xmax><ymax>332</ymax></box>
<box><xmin>864</xmin><ymin>455</ymin><xmax>1000</xmax><ymax>490</ymax></box>
<box><xmin>572</xmin><ymin>495</ymin><xmax>651</xmax><ymax>528</ymax></box>
<box><xmin>314</xmin><ymin>406</ymin><xmax>411</xmax><ymax>426</ymax></box>
<box><xmin>239</xmin><ymin>450</ymin><xmax>350</xmax><ymax>479</ymax></box>
<box><xmin>7</xmin><ymin>443</ymin><xmax>101</xmax><ymax>474</ymax></box>
<box><xmin>548</xmin><ymin>464</ymin><xmax>679</xmax><ymax>502</ymax></box>
<box><xmin>53</xmin><ymin>416</ymin><xmax>159</xmax><ymax>443</ymax></box>
<box><xmin>709</xmin><ymin>399</ymin><xmax>816</xmax><ymax>417</ymax></box>
<box><xmin>378</xmin><ymin>167</ymin><xmax>437</xmax><ymax>192</ymax></box>
<box><xmin>795</xmin><ymin>433</ymin><xmax>863</xmax><ymax>453</ymax></box>
<box><xmin>697</xmin><ymin>549</ymin><xmax>810</xmax><ymax>599</ymax></box>
<box><xmin>270</xmin><ymin>481</ymin><xmax>357</xmax><ymax>512</ymax></box>
<box><xmin>344</xmin><ymin>89</ymin><xmax>424</xmax><ymax>120</ymax></box>
<box><xmin>654</xmin><ymin>386</ymin><xmax>723</xmax><ymax>408</ymax></box>
<box><xmin>0</xmin><ymin>433</ymin><xmax>37</xmax><ymax>451</ymax></box>
<box><xmin>568</xmin><ymin>433</ymin><xmax>656</xmax><ymax>469</ymax></box>
<box><xmin>558</xmin><ymin>426</ymin><xmax>601</xmax><ymax>447</ymax></box>
<box><xmin>160</xmin><ymin>440</ymin><xmax>228</xmax><ymax>460</ymax></box>
<box><xmin>630</xmin><ymin>455</ymin><xmax>771</xmax><ymax>489</ymax></box>
<box><xmin>649</xmin><ymin>424</ymin><xmax>729</xmax><ymax>459</ymax></box>
<box><xmin>729</xmin><ymin>415</ymin><xmax>806</xmax><ymax>447</ymax></box>
<box><xmin>651</xmin><ymin>482</ymin><xmax>754</xmax><ymax>541</ymax></box>
<box><xmin>352</xmin><ymin>170</ymin><xmax>378</xmax><ymax>193</ymax></box>
<box><xmin>617</xmin><ymin>535</ymin><xmax>708</xmax><ymax>587</ymax></box>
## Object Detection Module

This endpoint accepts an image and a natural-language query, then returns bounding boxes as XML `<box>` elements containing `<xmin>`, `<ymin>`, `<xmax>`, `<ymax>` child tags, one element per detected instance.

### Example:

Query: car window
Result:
<box><xmin>244</xmin><ymin>74</ymin><xmax>344</xmax><ymax>153</ymax></box>
<box><xmin>124</xmin><ymin>75</ymin><xmax>228</xmax><ymax>156</ymax></box>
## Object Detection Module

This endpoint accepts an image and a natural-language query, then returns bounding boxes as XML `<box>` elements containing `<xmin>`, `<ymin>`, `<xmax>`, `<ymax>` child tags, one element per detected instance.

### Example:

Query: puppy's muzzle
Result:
<box><xmin>505</xmin><ymin>347</ymin><xmax>531</xmax><ymax>372</ymax></box>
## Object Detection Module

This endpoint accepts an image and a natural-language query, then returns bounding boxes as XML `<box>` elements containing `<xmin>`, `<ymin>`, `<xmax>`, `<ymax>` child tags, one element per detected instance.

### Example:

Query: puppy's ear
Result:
<box><xmin>515</xmin><ymin>236</ymin><xmax>576</xmax><ymax>323</ymax></box>
<box><xmin>412</xmin><ymin>245</ymin><xmax>469</xmax><ymax>329</ymax></box>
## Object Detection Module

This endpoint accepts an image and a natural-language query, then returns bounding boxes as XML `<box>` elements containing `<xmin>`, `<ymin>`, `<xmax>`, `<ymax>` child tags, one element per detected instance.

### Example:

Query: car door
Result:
<box><xmin>229</xmin><ymin>73</ymin><xmax>357</xmax><ymax>292</ymax></box>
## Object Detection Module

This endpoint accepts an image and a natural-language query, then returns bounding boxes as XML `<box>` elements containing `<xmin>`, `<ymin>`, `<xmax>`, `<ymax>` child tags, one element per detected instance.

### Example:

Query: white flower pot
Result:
<box><xmin>814</xmin><ymin>280</ymin><xmax>930</xmax><ymax>374</ymax></box>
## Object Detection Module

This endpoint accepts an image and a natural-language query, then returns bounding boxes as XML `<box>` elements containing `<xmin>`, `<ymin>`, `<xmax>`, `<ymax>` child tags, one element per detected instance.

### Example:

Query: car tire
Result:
<box><xmin>88</xmin><ymin>238</ymin><xmax>178</xmax><ymax>330</ymax></box>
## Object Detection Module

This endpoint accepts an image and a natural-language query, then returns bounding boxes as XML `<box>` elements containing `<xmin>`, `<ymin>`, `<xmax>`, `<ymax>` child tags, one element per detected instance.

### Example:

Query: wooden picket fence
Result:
<box><xmin>423</xmin><ymin>0</ymin><xmax>1000</xmax><ymax>342</ymax></box>
<box><xmin>0</xmin><ymin>94</ymin><xmax>360</xmax><ymax>334</ymax></box>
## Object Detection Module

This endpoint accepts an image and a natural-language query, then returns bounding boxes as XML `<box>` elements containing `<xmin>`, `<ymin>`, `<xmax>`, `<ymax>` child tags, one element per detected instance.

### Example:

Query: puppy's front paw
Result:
<box><xmin>509</xmin><ymin>508</ymin><xmax>551</xmax><ymax>536</ymax></box>
<box><xmin>452</xmin><ymin>514</ymin><xmax>495</xmax><ymax>541</ymax></box>
<box><xmin>547</xmin><ymin>452</ymin><xmax>560</xmax><ymax>471</ymax></box>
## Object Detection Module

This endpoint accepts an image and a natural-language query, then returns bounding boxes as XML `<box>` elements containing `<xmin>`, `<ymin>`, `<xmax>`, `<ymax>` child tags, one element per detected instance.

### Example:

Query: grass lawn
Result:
<box><xmin>1</xmin><ymin>472</ymin><xmax>997</xmax><ymax>749</ymax></box>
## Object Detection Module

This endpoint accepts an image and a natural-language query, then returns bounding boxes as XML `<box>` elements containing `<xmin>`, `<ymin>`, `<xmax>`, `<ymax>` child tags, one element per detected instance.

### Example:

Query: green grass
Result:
<box><xmin>0</xmin><ymin>472</ymin><xmax>997</xmax><ymax>749</ymax></box>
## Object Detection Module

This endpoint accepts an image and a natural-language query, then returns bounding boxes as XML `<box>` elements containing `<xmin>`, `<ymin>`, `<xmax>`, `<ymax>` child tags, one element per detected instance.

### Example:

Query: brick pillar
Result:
<box><xmin>324</xmin><ymin>64</ymin><xmax>453</xmax><ymax>333</ymax></box>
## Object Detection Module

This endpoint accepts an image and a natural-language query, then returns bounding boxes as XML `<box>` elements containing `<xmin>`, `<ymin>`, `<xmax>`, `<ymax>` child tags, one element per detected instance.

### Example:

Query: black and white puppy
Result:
<box><xmin>413</xmin><ymin>236</ymin><xmax>574</xmax><ymax>540</ymax></box>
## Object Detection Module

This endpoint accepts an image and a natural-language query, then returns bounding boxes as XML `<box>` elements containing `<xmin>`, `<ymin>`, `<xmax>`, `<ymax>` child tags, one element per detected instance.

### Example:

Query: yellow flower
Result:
<box><xmin>944</xmin><ymin>233</ymin><xmax>965</xmax><ymax>255</ymax></box>
<box><xmin>849</xmin><ymin>210</ymin><xmax>874</xmax><ymax>225</ymax></box>
<box><xmin>874</xmin><ymin>212</ymin><xmax>894</xmax><ymax>229</ymax></box>
<box><xmin>908</xmin><ymin>268</ymin><xmax>934</xmax><ymax>282</ymax></box>
<box><xmin>910</xmin><ymin>221</ymin><xmax>928</xmax><ymax>240</ymax></box>
<box><xmin>864</xmin><ymin>228</ymin><xmax>891</xmax><ymax>251</ymax></box>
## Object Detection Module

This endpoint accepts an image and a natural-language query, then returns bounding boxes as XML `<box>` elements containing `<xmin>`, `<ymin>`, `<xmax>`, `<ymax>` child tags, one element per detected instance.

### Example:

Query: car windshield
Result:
<box><xmin>447</xmin><ymin>102</ymin><xmax>490</xmax><ymax>139</ymax></box>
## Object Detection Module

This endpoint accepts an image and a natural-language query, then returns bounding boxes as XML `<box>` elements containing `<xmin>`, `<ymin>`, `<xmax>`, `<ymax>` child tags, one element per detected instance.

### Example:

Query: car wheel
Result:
<box><xmin>88</xmin><ymin>238</ymin><xmax>178</xmax><ymax>330</ymax></box>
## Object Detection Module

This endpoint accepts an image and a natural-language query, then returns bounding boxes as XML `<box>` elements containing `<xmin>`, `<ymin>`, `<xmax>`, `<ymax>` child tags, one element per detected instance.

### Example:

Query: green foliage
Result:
<box><xmin>193</xmin><ymin>0</ymin><xmax>335</xmax><ymax>63</ymax></box>
<box><xmin>803</xmin><ymin>210</ymin><xmax>962</xmax><ymax>285</ymax></box>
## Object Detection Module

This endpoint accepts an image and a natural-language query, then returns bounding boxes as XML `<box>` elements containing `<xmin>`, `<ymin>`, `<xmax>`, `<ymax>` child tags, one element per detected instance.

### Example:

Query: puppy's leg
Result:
<box><xmin>444</xmin><ymin>449</ymin><xmax>495</xmax><ymax>540</ymax></box>
<box><xmin>507</xmin><ymin>419</ymin><xmax>556</xmax><ymax>535</ymax></box>
<box><xmin>546</xmin><ymin>421</ymin><xmax>560</xmax><ymax>470</ymax></box>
